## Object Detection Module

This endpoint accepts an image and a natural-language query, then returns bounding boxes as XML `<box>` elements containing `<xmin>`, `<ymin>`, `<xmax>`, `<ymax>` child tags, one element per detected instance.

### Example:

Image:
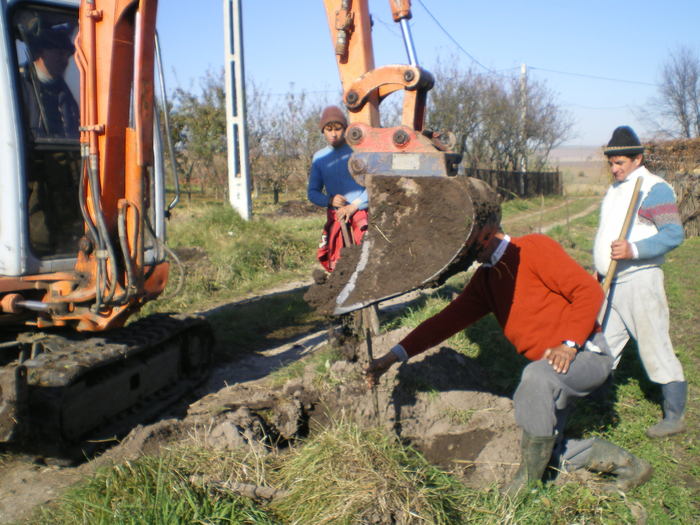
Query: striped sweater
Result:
<box><xmin>593</xmin><ymin>166</ymin><xmax>684</xmax><ymax>280</ymax></box>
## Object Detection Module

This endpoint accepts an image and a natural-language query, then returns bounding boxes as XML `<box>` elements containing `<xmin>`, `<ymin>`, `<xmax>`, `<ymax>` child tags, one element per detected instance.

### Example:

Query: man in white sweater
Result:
<box><xmin>594</xmin><ymin>126</ymin><xmax>686</xmax><ymax>438</ymax></box>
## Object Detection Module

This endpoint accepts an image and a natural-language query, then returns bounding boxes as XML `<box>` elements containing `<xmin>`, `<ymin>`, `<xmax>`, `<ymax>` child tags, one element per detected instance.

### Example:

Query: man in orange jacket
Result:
<box><xmin>366</xmin><ymin>230</ymin><xmax>652</xmax><ymax>497</ymax></box>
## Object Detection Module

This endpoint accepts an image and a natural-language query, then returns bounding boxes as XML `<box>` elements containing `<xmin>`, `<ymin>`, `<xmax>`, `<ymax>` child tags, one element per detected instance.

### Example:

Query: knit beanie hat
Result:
<box><xmin>604</xmin><ymin>126</ymin><xmax>644</xmax><ymax>157</ymax></box>
<box><xmin>319</xmin><ymin>105</ymin><xmax>347</xmax><ymax>131</ymax></box>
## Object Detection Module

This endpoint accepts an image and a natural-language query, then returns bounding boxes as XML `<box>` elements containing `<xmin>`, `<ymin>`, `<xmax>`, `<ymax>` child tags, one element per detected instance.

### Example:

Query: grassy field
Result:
<box><xmin>25</xmin><ymin>194</ymin><xmax>699</xmax><ymax>524</ymax></box>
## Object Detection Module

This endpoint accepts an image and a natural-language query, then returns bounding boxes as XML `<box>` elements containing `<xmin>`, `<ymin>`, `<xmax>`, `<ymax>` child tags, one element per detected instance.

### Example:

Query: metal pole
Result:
<box><xmin>398</xmin><ymin>18</ymin><xmax>418</xmax><ymax>66</ymax></box>
<box><xmin>223</xmin><ymin>0</ymin><xmax>252</xmax><ymax>220</ymax></box>
<box><xmin>519</xmin><ymin>63</ymin><xmax>527</xmax><ymax>173</ymax></box>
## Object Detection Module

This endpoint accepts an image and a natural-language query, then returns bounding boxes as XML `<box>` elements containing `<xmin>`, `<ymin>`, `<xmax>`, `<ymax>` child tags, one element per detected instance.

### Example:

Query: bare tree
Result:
<box><xmin>646</xmin><ymin>46</ymin><xmax>700</xmax><ymax>139</ymax></box>
<box><xmin>427</xmin><ymin>60</ymin><xmax>571</xmax><ymax>171</ymax></box>
<box><xmin>245</xmin><ymin>79</ymin><xmax>273</xmax><ymax>198</ymax></box>
<box><xmin>257</xmin><ymin>90</ymin><xmax>326</xmax><ymax>203</ymax></box>
<box><xmin>522</xmin><ymin>79</ymin><xmax>573</xmax><ymax>170</ymax></box>
<box><xmin>170</xmin><ymin>69</ymin><xmax>228</xmax><ymax>199</ymax></box>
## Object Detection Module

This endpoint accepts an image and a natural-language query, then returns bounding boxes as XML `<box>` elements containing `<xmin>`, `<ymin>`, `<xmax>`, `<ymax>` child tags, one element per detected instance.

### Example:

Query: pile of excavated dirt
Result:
<box><xmin>126</xmin><ymin>327</ymin><xmax>520</xmax><ymax>489</ymax></box>
<box><xmin>308</xmin><ymin>328</ymin><xmax>521</xmax><ymax>488</ymax></box>
<box><xmin>304</xmin><ymin>176</ymin><xmax>501</xmax><ymax>314</ymax></box>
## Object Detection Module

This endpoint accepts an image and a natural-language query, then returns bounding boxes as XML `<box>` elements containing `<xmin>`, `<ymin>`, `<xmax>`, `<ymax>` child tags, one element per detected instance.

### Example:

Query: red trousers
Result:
<box><xmin>316</xmin><ymin>208</ymin><xmax>368</xmax><ymax>272</ymax></box>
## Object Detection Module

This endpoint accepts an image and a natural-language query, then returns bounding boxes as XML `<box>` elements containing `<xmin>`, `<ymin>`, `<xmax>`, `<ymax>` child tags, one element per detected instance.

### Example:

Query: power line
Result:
<box><xmin>415</xmin><ymin>0</ymin><xmax>495</xmax><ymax>73</ymax></box>
<box><xmin>373</xmin><ymin>15</ymin><xmax>403</xmax><ymax>40</ymax></box>
<box><xmin>415</xmin><ymin>1</ymin><xmax>658</xmax><ymax>88</ymax></box>
<box><xmin>530</xmin><ymin>67</ymin><xmax>658</xmax><ymax>87</ymax></box>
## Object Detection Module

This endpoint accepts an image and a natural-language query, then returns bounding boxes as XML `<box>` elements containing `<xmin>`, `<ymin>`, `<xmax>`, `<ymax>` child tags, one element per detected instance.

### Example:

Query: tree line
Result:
<box><xmin>166</xmin><ymin>47</ymin><xmax>700</xmax><ymax>203</ymax></box>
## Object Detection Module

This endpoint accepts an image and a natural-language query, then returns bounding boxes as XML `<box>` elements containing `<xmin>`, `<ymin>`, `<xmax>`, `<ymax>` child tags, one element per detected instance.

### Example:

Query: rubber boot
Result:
<box><xmin>503</xmin><ymin>431</ymin><xmax>556</xmax><ymax>499</ymax></box>
<box><xmin>585</xmin><ymin>438</ymin><xmax>652</xmax><ymax>492</ymax></box>
<box><xmin>646</xmin><ymin>381</ymin><xmax>687</xmax><ymax>438</ymax></box>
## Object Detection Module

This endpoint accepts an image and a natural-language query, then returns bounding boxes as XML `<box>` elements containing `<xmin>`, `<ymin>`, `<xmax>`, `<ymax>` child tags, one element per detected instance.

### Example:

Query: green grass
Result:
<box><xmin>28</xmin><ymin>455</ymin><xmax>278</xmax><ymax>524</ymax></box>
<box><xmin>269</xmin><ymin>420</ymin><xmax>479</xmax><ymax>524</ymax></box>
<box><xmin>502</xmin><ymin>195</ymin><xmax>600</xmax><ymax>237</ymax></box>
<box><xmin>31</xmin><ymin>418</ymin><xmax>671</xmax><ymax>524</ymax></box>
<box><xmin>142</xmin><ymin>201</ymin><xmax>323</xmax><ymax>315</ymax></box>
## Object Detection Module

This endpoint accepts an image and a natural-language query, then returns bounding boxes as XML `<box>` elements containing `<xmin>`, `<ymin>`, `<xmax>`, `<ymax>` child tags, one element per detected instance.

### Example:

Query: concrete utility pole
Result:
<box><xmin>518</xmin><ymin>63</ymin><xmax>527</xmax><ymax>196</ymax></box>
<box><xmin>519</xmin><ymin>63</ymin><xmax>528</xmax><ymax>173</ymax></box>
<box><xmin>224</xmin><ymin>0</ymin><xmax>252</xmax><ymax>220</ymax></box>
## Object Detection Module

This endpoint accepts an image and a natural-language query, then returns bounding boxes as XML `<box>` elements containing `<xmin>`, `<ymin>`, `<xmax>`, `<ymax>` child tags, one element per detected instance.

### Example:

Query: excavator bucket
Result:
<box><xmin>305</xmin><ymin>170</ymin><xmax>501</xmax><ymax>315</ymax></box>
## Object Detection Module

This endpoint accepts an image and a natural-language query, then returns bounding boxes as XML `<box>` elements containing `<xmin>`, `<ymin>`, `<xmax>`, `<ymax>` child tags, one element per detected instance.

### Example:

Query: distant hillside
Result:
<box><xmin>550</xmin><ymin>145</ymin><xmax>604</xmax><ymax>163</ymax></box>
<box><xmin>550</xmin><ymin>146</ymin><xmax>608</xmax><ymax>195</ymax></box>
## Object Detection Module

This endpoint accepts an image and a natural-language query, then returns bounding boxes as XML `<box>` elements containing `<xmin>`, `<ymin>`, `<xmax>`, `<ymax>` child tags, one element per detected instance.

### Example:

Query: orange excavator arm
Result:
<box><xmin>307</xmin><ymin>1</ymin><xmax>501</xmax><ymax>314</ymax></box>
<box><xmin>63</xmin><ymin>0</ymin><xmax>166</xmax><ymax>330</ymax></box>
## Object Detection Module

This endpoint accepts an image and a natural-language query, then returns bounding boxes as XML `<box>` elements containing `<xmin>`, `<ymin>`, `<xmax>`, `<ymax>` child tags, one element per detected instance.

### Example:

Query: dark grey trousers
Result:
<box><xmin>513</xmin><ymin>332</ymin><xmax>613</xmax><ymax>468</ymax></box>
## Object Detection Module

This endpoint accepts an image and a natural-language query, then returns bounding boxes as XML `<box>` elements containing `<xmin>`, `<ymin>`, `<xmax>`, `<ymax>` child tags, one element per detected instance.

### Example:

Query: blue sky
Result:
<box><xmin>157</xmin><ymin>1</ymin><xmax>700</xmax><ymax>147</ymax></box>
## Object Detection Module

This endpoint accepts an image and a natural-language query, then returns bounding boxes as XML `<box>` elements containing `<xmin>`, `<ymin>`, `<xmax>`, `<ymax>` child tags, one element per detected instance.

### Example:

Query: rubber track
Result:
<box><xmin>13</xmin><ymin>313</ymin><xmax>213</xmax><ymax>454</ymax></box>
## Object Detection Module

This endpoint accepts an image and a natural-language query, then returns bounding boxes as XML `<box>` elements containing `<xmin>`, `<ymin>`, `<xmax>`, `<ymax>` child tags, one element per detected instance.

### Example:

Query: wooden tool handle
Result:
<box><xmin>601</xmin><ymin>176</ymin><xmax>643</xmax><ymax>295</ymax></box>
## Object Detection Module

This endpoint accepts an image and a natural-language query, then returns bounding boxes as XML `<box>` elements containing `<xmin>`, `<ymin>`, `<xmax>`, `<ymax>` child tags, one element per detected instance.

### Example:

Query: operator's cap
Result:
<box><xmin>27</xmin><ymin>19</ymin><xmax>75</xmax><ymax>54</ymax></box>
<box><xmin>604</xmin><ymin>126</ymin><xmax>644</xmax><ymax>157</ymax></box>
<box><xmin>319</xmin><ymin>105</ymin><xmax>347</xmax><ymax>131</ymax></box>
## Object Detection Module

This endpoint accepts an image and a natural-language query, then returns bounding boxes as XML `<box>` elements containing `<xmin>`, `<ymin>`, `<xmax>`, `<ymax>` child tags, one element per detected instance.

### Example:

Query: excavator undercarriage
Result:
<box><xmin>0</xmin><ymin>314</ymin><xmax>212</xmax><ymax>456</ymax></box>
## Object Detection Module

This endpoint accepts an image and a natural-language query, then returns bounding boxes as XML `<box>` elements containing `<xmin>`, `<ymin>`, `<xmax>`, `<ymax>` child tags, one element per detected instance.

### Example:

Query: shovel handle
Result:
<box><xmin>601</xmin><ymin>176</ymin><xmax>643</xmax><ymax>295</ymax></box>
<box><xmin>339</xmin><ymin>219</ymin><xmax>353</xmax><ymax>247</ymax></box>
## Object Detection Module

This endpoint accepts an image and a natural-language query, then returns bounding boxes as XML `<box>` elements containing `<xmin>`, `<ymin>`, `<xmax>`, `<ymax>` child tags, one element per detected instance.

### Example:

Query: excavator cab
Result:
<box><xmin>12</xmin><ymin>7</ymin><xmax>83</xmax><ymax>259</ymax></box>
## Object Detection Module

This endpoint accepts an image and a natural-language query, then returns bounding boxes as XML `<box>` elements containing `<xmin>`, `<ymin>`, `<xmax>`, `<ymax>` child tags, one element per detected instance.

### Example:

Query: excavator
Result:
<box><xmin>0</xmin><ymin>0</ymin><xmax>498</xmax><ymax>456</ymax></box>
<box><xmin>0</xmin><ymin>0</ymin><xmax>212</xmax><ymax>455</ymax></box>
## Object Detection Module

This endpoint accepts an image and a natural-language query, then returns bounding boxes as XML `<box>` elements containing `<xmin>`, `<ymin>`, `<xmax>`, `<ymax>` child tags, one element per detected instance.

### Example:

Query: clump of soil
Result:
<box><xmin>304</xmin><ymin>176</ymin><xmax>501</xmax><ymax>315</ymax></box>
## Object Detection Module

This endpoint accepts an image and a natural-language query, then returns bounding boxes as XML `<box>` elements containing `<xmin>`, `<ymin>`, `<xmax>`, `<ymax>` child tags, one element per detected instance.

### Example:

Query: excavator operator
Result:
<box><xmin>19</xmin><ymin>18</ymin><xmax>79</xmax><ymax>139</ymax></box>
<box><xmin>307</xmin><ymin>105</ymin><xmax>369</xmax><ymax>273</ymax></box>
<box><xmin>15</xmin><ymin>11</ymin><xmax>82</xmax><ymax>257</ymax></box>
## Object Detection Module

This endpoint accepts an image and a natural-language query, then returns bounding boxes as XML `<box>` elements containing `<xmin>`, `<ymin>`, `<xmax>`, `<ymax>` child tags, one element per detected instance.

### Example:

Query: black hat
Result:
<box><xmin>25</xmin><ymin>18</ymin><xmax>75</xmax><ymax>54</ymax></box>
<box><xmin>604</xmin><ymin>126</ymin><xmax>644</xmax><ymax>157</ymax></box>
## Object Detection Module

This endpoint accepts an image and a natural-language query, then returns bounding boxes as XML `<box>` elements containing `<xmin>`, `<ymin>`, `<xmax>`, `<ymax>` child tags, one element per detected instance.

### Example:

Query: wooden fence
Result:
<box><xmin>668</xmin><ymin>173</ymin><xmax>700</xmax><ymax>237</ymax></box>
<box><xmin>645</xmin><ymin>139</ymin><xmax>700</xmax><ymax>237</ymax></box>
<box><xmin>464</xmin><ymin>168</ymin><xmax>563</xmax><ymax>200</ymax></box>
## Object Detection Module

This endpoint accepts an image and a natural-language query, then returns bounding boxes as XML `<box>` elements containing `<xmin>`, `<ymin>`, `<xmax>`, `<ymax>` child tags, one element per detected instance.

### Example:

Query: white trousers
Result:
<box><xmin>602</xmin><ymin>267</ymin><xmax>684</xmax><ymax>384</ymax></box>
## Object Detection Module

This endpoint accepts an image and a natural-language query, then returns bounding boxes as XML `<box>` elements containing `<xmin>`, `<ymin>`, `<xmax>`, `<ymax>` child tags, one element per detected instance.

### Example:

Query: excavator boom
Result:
<box><xmin>306</xmin><ymin>0</ymin><xmax>501</xmax><ymax>314</ymax></box>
